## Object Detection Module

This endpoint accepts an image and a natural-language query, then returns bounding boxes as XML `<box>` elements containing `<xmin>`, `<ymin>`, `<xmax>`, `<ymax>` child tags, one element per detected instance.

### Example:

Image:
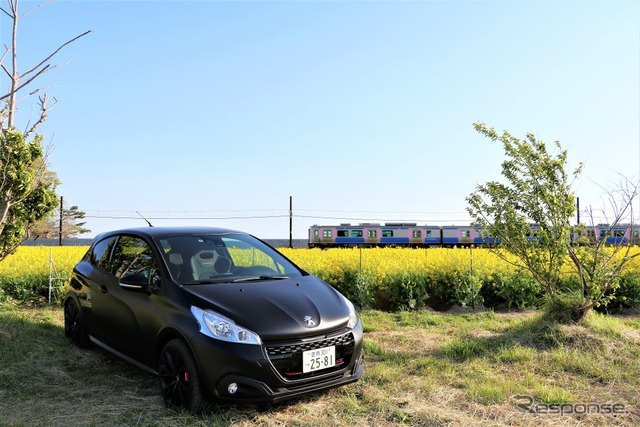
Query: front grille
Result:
<box><xmin>265</xmin><ymin>331</ymin><xmax>355</xmax><ymax>381</ymax></box>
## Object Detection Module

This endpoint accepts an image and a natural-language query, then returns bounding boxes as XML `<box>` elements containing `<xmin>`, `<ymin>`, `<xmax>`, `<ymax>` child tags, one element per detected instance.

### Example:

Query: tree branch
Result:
<box><xmin>0</xmin><ymin>30</ymin><xmax>91</xmax><ymax>102</ymax></box>
<box><xmin>0</xmin><ymin>64</ymin><xmax>51</xmax><ymax>102</ymax></box>
<box><xmin>17</xmin><ymin>0</ymin><xmax>53</xmax><ymax>18</ymax></box>
<box><xmin>19</xmin><ymin>30</ymin><xmax>91</xmax><ymax>79</ymax></box>
<box><xmin>24</xmin><ymin>94</ymin><xmax>56</xmax><ymax>139</ymax></box>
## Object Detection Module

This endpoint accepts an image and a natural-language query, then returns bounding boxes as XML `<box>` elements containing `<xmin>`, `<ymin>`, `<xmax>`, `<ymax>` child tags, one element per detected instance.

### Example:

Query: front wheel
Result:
<box><xmin>158</xmin><ymin>339</ymin><xmax>205</xmax><ymax>412</ymax></box>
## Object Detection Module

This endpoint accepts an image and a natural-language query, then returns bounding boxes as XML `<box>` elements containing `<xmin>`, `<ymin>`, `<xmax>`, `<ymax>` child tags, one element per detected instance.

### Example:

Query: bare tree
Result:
<box><xmin>568</xmin><ymin>177</ymin><xmax>640</xmax><ymax>318</ymax></box>
<box><xmin>1</xmin><ymin>0</ymin><xmax>91</xmax><ymax>133</ymax></box>
<box><xmin>0</xmin><ymin>0</ymin><xmax>90</xmax><ymax>260</ymax></box>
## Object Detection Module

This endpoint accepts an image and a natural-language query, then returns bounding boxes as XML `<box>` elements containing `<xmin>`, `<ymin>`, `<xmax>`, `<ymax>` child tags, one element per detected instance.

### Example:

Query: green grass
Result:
<box><xmin>1</xmin><ymin>304</ymin><xmax>639</xmax><ymax>426</ymax></box>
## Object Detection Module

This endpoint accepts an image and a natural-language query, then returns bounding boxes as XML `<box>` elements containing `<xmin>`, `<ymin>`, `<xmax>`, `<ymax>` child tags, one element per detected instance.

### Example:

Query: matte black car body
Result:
<box><xmin>63</xmin><ymin>226</ymin><xmax>364</xmax><ymax>411</ymax></box>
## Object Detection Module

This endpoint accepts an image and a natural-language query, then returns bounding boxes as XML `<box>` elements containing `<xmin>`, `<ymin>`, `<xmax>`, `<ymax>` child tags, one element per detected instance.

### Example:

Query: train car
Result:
<box><xmin>309</xmin><ymin>223</ymin><xmax>640</xmax><ymax>248</ymax></box>
<box><xmin>572</xmin><ymin>223</ymin><xmax>640</xmax><ymax>246</ymax></box>
<box><xmin>309</xmin><ymin>224</ymin><xmax>369</xmax><ymax>248</ymax></box>
<box><xmin>309</xmin><ymin>223</ymin><xmax>441</xmax><ymax>248</ymax></box>
<box><xmin>595</xmin><ymin>223</ymin><xmax>639</xmax><ymax>245</ymax></box>
<box><xmin>442</xmin><ymin>225</ymin><xmax>482</xmax><ymax>246</ymax></box>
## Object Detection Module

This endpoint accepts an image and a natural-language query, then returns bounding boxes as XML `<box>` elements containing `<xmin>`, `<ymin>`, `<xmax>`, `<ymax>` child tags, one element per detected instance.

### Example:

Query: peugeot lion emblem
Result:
<box><xmin>303</xmin><ymin>315</ymin><xmax>316</xmax><ymax>327</ymax></box>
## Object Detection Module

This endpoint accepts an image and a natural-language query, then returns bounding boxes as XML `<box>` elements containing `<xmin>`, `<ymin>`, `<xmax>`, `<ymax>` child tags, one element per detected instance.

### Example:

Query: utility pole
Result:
<box><xmin>59</xmin><ymin>196</ymin><xmax>63</xmax><ymax>246</ymax></box>
<box><xmin>289</xmin><ymin>195</ymin><xmax>293</xmax><ymax>249</ymax></box>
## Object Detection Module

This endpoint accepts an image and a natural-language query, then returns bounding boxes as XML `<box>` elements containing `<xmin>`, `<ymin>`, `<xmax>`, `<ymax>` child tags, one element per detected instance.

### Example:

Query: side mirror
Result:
<box><xmin>120</xmin><ymin>273</ymin><xmax>149</xmax><ymax>291</ymax></box>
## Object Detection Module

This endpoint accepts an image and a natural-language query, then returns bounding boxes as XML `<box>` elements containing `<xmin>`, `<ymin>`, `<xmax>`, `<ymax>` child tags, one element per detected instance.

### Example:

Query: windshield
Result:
<box><xmin>155</xmin><ymin>233</ymin><xmax>304</xmax><ymax>284</ymax></box>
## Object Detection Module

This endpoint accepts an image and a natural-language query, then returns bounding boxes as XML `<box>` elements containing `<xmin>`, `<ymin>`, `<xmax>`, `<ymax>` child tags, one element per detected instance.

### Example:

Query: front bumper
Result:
<box><xmin>189</xmin><ymin>322</ymin><xmax>364</xmax><ymax>404</ymax></box>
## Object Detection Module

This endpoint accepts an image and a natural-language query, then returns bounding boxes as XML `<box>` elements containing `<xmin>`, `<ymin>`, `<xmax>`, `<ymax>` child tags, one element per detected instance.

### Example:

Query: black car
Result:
<box><xmin>63</xmin><ymin>226</ymin><xmax>364</xmax><ymax>412</ymax></box>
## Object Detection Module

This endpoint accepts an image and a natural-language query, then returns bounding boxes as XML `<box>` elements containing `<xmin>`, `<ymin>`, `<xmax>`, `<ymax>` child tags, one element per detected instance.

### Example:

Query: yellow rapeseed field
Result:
<box><xmin>0</xmin><ymin>246</ymin><xmax>88</xmax><ymax>278</ymax></box>
<box><xmin>1</xmin><ymin>245</ymin><xmax>638</xmax><ymax>308</ymax></box>
<box><xmin>2</xmin><ymin>245</ymin><xmax>637</xmax><ymax>280</ymax></box>
<box><xmin>281</xmin><ymin>247</ymin><xmax>515</xmax><ymax>279</ymax></box>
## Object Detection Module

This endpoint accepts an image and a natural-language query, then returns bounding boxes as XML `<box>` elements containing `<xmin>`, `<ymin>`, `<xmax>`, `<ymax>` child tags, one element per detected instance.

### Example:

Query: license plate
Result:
<box><xmin>302</xmin><ymin>346</ymin><xmax>336</xmax><ymax>373</ymax></box>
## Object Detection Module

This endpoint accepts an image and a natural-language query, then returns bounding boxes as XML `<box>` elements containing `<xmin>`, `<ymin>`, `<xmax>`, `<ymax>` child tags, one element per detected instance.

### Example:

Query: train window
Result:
<box><xmin>426</xmin><ymin>230</ymin><xmax>432</xmax><ymax>237</ymax></box>
<box><xmin>337</xmin><ymin>230</ymin><xmax>349</xmax><ymax>237</ymax></box>
<box><xmin>587</xmin><ymin>230</ymin><xmax>596</xmax><ymax>238</ymax></box>
<box><xmin>634</xmin><ymin>231</ymin><xmax>639</xmax><ymax>238</ymax></box>
<box><xmin>367</xmin><ymin>230</ymin><xmax>377</xmax><ymax>238</ymax></box>
<box><xmin>461</xmin><ymin>230</ymin><xmax>470</xmax><ymax>238</ymax></box>
<box><xmin>382</xmin><ymin>230</ymin><xmax>393</xmax><ymax>237</ymax></box>
<box><xmin>351</xmin><ymin>230</ymin><xmax>363</xmax><ymax>237</ymax></box>
<box><xmin>323</xmin><ymin>230</ymin><xmax>332</xmax><ymax>238</ymax></box>
<box><xmin>613</xmin><ymin>230</ymin><xmax>625</xmax><ymax>238</ymax></box>
<box><xmin>314</xmin><ymin>230</ymin><xmax>319</xmax><ymax>237</ymax></box>
<box><xmin>412</xmin><ymin>230</ymin><xmax>422</xmax><ymax>238</ymax></box>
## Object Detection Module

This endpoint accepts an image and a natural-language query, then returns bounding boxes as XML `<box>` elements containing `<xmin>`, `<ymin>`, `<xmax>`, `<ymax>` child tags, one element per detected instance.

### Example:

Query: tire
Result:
<box><xmin>158</xmin><ymin>339</ymin><xmax>205</xmax><ymax>412</ymax></box>
<box><xmin>64</xmin><ymin>299</ymin><xmax>90</xmax><ymax>348</ymax></box>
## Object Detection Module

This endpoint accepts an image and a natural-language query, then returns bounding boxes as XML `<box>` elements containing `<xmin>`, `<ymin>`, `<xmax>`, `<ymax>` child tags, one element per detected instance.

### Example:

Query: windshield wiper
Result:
<box><xmin>230</xmin><ymin>275</ymin><xmax>289</xmax><ymax>283</ymax></box>
<box><xmin>183</xmin><ymin>279</ymin><xmax>233</xmax><ymax>285</ymax></box>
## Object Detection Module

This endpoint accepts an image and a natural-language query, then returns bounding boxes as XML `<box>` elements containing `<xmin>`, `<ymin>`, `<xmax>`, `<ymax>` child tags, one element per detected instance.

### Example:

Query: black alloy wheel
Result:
<box><xmin>158</xmin><ymin>339</ymin><xmax>205</xmax><ymax>412</ymax></box>
<box><xmin>64</xmin><ymin>299</ymin><xmax>89</xmax><ymax>348</ymax></box>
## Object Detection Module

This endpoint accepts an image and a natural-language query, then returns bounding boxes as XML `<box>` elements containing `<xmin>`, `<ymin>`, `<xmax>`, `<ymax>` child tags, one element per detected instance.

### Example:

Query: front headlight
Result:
<box><xmin>191</xmin><ymin>306</ymin><xmax>261</xmax><ymax>345</ymax></box>
<box><xmin>344</xmin><ymin>297</ymin><xmax>359</xmax><ymax>329</ymax></box>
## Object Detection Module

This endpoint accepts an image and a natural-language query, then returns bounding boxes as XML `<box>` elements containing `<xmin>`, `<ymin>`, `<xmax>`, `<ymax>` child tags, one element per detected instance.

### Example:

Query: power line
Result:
<box><xmin>77</xmin><ymin>206</ymin><xmax>477</xmax><ymax>227</ymax></box>
<box><xmin>84</xmin><ymin>214</ymin><xmax>290</xmax><ymax>220</ymax></box>
<box><xmin>83</xmin><ymin>213</ymin><xmax>476</xmax><ymax>224</ymax></box>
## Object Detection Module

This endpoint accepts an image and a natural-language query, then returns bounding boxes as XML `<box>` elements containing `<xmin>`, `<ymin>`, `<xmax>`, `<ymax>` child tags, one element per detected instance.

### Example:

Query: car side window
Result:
<box><xmin>109</xmin><ymin>235</ymin><xmax>161</xmax><ymax>286</ymax></box>
<box><xmin>91</xmin><ymin>236</ymin><xmax>118</xmax><ymax>271</ymax></box>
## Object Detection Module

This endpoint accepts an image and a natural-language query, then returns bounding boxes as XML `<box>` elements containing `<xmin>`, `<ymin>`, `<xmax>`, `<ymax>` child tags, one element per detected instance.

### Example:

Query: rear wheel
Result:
<box><xmin>64</xmin><ymin>299</ymin><xmax>89</xmax><ymax>348</ymax></box>
<box><xmin>158</xmin><ymin>339</ymin><xmax>205</xmax><ymax>412</ymax></box>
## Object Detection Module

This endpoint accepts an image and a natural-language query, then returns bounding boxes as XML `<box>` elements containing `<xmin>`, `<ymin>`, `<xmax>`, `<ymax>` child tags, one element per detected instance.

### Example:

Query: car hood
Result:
<box><xmin>182</xmin><ymin>275</ymin><xmax>351</xmax><ymax>341</ymax></box>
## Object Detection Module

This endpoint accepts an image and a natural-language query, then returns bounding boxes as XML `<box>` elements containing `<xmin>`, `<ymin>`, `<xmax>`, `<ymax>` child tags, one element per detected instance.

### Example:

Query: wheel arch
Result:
<box><xmin>154</xmin><ymin>327</ymin><xmax>197</xmax><ymax>369</ymax></box>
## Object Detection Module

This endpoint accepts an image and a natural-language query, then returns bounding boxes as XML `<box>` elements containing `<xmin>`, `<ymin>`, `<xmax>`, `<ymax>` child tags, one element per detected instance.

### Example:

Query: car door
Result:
<box><xmin>92</xmin><ymin>234</ymin><xmax>164</xmax><ymax>362</ymax></box>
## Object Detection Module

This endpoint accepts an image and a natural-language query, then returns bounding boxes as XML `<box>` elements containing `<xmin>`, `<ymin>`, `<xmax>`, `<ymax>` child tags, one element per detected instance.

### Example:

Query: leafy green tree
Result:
<box><xmin>0</xmin><ymin>0</ymin><xmax>90</xmax><ymax>260</ymax></box>
<box><xmin>0</xmin><ymin>129</ymin><xmax>59</xmax><ymax>258</ymax></box>
<box><xmin>466</xmin><ymin>122</ymin><xmax>638</xmax><ymax>323</ymax></box>
<box><xmin>29</xmin><ymin>203</ymin><xmax>91</xmax><ymax>239</ymax></box>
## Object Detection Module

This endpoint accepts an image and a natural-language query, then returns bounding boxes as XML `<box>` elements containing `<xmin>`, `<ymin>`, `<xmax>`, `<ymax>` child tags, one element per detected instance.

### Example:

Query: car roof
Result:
<box><xmin>93</xmin><ymin>226</ymin><xmax>247</xmax><ymax>241</ymax></box>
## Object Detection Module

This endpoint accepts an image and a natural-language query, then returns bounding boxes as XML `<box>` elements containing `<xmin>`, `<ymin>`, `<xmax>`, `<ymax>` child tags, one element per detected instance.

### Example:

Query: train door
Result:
<box><xmin>366</xmin><ymin>228</ymin><xmax>379</xmax><ymax>246</ymax></box>
<box><xmin>410</xmin><ymin>228</ymin><xmax>423</xmax><ymax>246</ymax></box>
<box><xmin>459</xmin><ymin>227</ymin><xmax>473</xmax><ymax>246</ymax></box>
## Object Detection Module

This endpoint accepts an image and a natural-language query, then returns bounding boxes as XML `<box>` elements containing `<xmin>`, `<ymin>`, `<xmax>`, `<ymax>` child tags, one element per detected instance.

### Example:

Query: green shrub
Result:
<box><xmin>430</xmin><ymin>270</ymin><xmax>484</xmax><ymax>309</ymax></box>
<box><xmin>0</xmin><ymin>273</ymin><xmax>52</xmax><ymax>304</ymax></box>
<box><xmin>375</xmin><ymin>271</ymin><xmax>429</xmax><ymax>311</ymax></box>
<box><xmin>599</xmin><ymin>272</ymin><xmax>640</xmax><ymax>312</ymax></box>
<box><xmin>318</xmin><ymin>266</ymin><xmax>374</xmax><ymax>309</ymax></box>
<box><xmin>487</xmin><ymin>270</ymin><xmax>543</xmax><ymax>309</ymax></box>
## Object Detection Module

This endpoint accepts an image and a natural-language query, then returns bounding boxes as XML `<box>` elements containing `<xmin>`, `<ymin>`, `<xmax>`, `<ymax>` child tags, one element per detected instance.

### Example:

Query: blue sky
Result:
<box><xmin>2</xmin><ymin>0</ymin><xmax>639</xmax><ymax>239</ymax></box>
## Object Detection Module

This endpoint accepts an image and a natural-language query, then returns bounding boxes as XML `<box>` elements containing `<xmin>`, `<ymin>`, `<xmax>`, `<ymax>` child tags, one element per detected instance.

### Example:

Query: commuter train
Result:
<box><xmin>308</xmin><ymin>223</ymin><xmax>640</xmax><ymax>248</ymax></box>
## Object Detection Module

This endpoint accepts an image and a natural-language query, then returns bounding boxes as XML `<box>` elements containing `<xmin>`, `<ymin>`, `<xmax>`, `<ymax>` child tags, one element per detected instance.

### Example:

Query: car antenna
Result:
<box><xmin>136</xmin><ymin>211</ymin><xmax>154</xmax><ymax>227</ymax></box>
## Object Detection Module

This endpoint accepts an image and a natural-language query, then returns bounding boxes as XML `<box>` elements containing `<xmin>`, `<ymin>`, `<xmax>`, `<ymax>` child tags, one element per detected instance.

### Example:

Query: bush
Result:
<box><xmin>339</xmin><ymin>268</ymin><xmax>375</xmax><ymax>309</ymax></box>
<box><xmin>598</xmin><ymin>272</ymin><xmax>640</xmax><ymax>312</ymax></box>
<box><xmin>375</xmin><ymin>271</ymin><xmax>429</xmax><ymax>311</ymax></box>
<box><xmin>0</xmin><ymin>273</ymin><xmax>52</xmax><ymax>304</ymax></box>
<box><xmin>483</xmin><ymin>270</ymin><xmax>542</xmax><ymax>309</ymax></box>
